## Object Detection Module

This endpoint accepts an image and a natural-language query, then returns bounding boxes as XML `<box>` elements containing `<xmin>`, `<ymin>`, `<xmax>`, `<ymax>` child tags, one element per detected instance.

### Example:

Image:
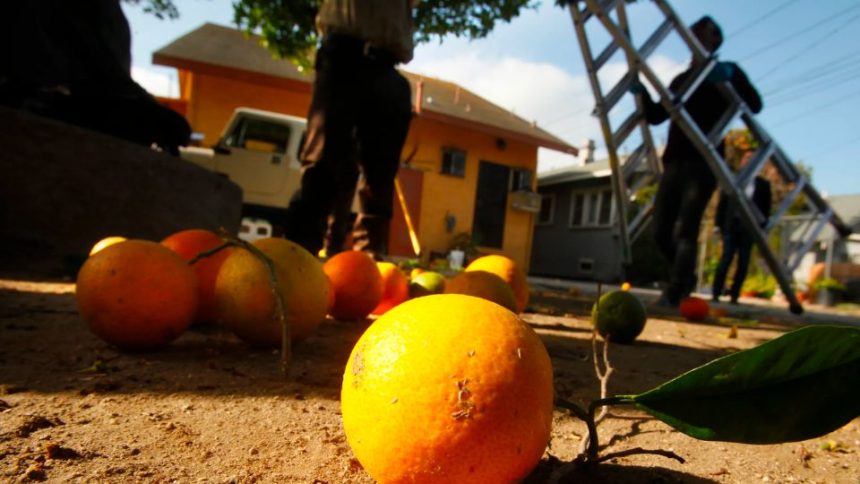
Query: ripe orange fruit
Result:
<box><xmin>76</xmin><ymin>240</ymin><xmax>198</xmax><ymax>350</ymax></box>
<box><xmin>408</xmin><ymin>270</ymin><xmax>446</xmax><ymax>298</ymax></box>
<box><xmin>323</xmin><ymin>251</ymin><xmax>383</xmax><ymax>320</ymax></box>
<box><xmin>621</xmin><ymin>281</ymin><xmax>632</xmax><ymax>291</ymax></box>
<box><xmin>465</xmin><ymin>255</ymin><xmax>529</xmax><ymax>312</ymax></box>
<box><xmin>680</xmin><ymin>296</ymin><xmax>710</xmax><ymax>322</ymax></box>
<box><xmin>371</xmin><ymin>262</ymin><xmax>409</xmax><ymax>316</ymax></box>
<box><xmin>161</xmin><ymin>229</ymin><xmax>231</xmax><ymax>324</ymax></box>
<box><xmin>444</xmin><ymin>270</ymin><xmax>518</xmax><ymax>312</ymax></box>
<box><xmin>342</xmin><ymin>294</ymin><xmax>554</xmax><ymax>483</ymax></box>
<box><xmin>591</xmin><ymin>289</ymin><xmax>647</xmax><ymax>344</ymax></box>
<box><xmin>89</xmin><ymin>236</ymin><xmax>127</xmax><ymax>256</ymax></box>
<box><xmin>214</xmin><ymin>237</ymin><xmax>330</xmax><ymax>346</ymax></box>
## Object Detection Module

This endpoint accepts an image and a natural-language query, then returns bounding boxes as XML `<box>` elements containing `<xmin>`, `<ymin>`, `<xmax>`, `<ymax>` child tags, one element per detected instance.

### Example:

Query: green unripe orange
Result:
<box><xmin>591</xmin><ymin>290</ymin><xmax>647</xmax><ymax>344</ymax></box>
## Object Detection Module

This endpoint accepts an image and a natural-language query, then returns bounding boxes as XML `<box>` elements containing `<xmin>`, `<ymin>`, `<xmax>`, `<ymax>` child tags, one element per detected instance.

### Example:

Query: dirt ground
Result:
<box><xmin>0</xmin><ymin>278</ymin><xmax>858</xmax><ymax>483</ymax></box>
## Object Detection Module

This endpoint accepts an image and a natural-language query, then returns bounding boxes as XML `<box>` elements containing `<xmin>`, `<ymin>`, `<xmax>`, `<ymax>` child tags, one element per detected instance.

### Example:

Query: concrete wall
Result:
<box><xmin>0</xmin><ymin>107</ymin><xmax>242</xmax><ymax>278</ymax></box>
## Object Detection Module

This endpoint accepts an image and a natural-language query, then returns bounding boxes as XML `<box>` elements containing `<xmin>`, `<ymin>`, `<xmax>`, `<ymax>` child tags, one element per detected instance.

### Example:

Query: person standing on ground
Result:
<box><xmin>282</xmin><ymin>0</ymin><xmax>415</xmax><ymax>258</ymax></box>
<box><xmin>633</xmin><ymin>15</ymin><xmax>763</xmax><ymax>307</ymax></box>
<box><xmin>711</xmin><ymin>150</ymin><xmax>772</xmax><ymax>304</ymax></box>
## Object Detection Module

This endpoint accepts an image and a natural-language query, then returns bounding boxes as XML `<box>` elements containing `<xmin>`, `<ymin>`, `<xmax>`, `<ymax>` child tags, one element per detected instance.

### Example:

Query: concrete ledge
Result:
<box><xmin>0</xmin><ymin>106</ymin><xmax>242</xmax><ymax>278</ymax></box>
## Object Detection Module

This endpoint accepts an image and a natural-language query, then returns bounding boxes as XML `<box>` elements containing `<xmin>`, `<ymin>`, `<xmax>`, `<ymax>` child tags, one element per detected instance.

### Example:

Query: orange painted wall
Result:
<box><xmin>176</xmin><ymin>69</ymin><xmax>538</xmax><ymax>270</ymax></box>
<box><xmin>181</xmin><ymin>71</ymin><xmax>311</xmax><ymax>146</ymax></box>
<box><xmin>404</xmin><ymin>117</ymin><xmax>537</xmax><ymax>271</ymax></box>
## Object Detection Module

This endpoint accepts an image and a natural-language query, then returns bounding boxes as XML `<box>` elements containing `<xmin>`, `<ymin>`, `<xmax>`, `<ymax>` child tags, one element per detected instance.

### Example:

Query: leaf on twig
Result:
<box><xmin>620</xmin><ymin>325</ymin><xmax>860</xmax><ymax>444</ymax></box>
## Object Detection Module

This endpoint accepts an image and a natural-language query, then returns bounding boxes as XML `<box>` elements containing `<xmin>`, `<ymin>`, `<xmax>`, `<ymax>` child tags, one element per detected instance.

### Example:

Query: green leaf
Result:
<box><xmin>622</xmin><ymin>325</ymin><xmax>860</xmax><ymax>444</ymax></box>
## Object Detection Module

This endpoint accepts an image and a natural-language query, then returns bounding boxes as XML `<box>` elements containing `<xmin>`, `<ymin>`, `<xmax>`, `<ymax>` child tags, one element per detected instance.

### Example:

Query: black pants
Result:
<box><xmin>712</xmin><ymin>228</ymin><xmax>753</xmax><ymax>302</ymax></box>
<box><xmin>652</xmin><ymin>160</ymin><xmax>716</xmax><ymax>303</ymax></box>
<box><xmin>282</xmin><ymin>35</ymin><xmax>413</xmax><ymax>256</ymax></box>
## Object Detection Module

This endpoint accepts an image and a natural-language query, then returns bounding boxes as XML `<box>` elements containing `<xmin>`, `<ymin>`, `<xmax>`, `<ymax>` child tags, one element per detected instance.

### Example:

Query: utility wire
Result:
<box><xmin>739</xmin><ymin>3</ymin><xmax>860</xmax><ymax>62</ymax></box>
<box><xmin>755</xmin><ymin>12</ymin><xmax>860</xmax><ymax>82</ymax></box>
<box><xmin>767</xmin><ymin>66</ymin><xmax>860</xmax><ymax>108</ymax></box>
<box><xmin>770</xmin><ymin>88</ymin><xmax>860</xmax><ymax>128</ymax></box>
<box><xmin>727</xmin><ymin>0</ymin><xmax>805</xmax><ymax>38</ymax></box>
<box><xmin>762</xmin><ymin>52</ymin><xmax>860</xmax><ymax>96</ymax></box>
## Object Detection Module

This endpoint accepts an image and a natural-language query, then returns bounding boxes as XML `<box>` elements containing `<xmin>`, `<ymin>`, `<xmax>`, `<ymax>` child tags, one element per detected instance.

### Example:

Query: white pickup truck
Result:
<box><xmin>179</xmin><ymin>108</ymin><xmax>306</xmax><ymax>238</ymax></box>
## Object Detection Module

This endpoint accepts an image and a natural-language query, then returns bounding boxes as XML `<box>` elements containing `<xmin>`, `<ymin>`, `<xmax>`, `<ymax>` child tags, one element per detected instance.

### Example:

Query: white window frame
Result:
<box><xmin>568</xmin><ymin>187</ymin><xmax>615</xmax><ymax>228</ymax></box>
<box><xmin>536</xmin><ymin>193</ymin><xmax>555</xmax><ymax>226</ymax></box>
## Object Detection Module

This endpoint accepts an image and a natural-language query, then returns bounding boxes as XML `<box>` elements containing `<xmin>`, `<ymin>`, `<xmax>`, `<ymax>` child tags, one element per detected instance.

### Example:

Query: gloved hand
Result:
<box><xmin>707</xmin><ymin>61</ymin><xmax>736</xmax><ymax>83</ymax></box>
<box><xmin>629</xmin><ymin>79</ymin><xmax>647</xmax><ymax>95</ymax></box>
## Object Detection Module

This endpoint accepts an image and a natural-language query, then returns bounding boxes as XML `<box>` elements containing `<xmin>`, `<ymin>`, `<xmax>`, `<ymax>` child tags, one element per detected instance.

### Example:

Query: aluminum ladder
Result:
<box><xmin>568</xmin><ymin>0</ymin><xmax>852</xmax><ymax>313</ymax></box>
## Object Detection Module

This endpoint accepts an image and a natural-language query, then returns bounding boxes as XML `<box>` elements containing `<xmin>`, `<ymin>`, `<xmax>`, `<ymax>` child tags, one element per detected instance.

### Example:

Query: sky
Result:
<box><xmin>123</xmin><ymin>0</ymin><xmax>860</xmax><ymax>197</ymax></box>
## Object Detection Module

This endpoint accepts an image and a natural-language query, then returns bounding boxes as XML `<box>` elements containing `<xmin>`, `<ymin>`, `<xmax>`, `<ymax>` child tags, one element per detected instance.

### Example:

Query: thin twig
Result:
<box><xmin>191</xmin><ymin>231</ymin><xmax>291</xmax><ymax>378</ymax></box>
<box><xmin>596</xmin><ymin>447</ymin><xmax>686</xmax><ymax>464</ymax></box>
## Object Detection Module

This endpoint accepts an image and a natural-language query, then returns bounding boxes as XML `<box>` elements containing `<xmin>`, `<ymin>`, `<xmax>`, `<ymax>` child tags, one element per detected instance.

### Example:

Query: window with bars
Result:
<box><xmin>568</xmin><ymin>188</ymin><xmax>615</xmax><ymax>228</ymax></box>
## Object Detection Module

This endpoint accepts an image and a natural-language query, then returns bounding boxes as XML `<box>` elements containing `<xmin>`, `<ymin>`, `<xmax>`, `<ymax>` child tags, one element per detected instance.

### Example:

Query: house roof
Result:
<box><xmin>537</xmin><ymin>159</ymin><xmax>614</xmax><ymax>186</ymax></box>
<box><xmin>153</xmin><ymin>23</ymin><xmax>577</xmax><ymax>155</ymax></box>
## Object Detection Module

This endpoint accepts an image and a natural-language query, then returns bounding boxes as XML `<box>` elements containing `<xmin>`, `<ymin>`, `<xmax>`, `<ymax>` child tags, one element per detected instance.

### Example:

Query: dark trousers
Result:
<box><xmin>652</xmin><ymin>160</ymin><xmax>716</xmax><ymax>303</ymax></box>
<box><xmin>712</xmin><ymin>228</ymin><xmax>753</xmax><ymax>302</ymax></box>
<box><xmin>282</xmin><ymin>35</ymin><xmax>413</xmax><ymax>256</ymax></box>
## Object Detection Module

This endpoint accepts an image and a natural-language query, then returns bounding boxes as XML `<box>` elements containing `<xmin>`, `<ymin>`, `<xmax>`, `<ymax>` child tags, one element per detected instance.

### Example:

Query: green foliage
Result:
<box><xmin>130</xmin><ymin>0</ymin><xmax>539</xmax><ymax>69</ymax></box>
<box><xmin>447</xmin><ymin>232</ymin><xmax>480</xmax><ymax>259</ymax></box>
<box><xmin>621</xmin><ymin>325</ymin><xmax>860</xmax><ymax>444</ymax></box>
<box><xmin>740</xmin><ymin>269</ymin><xmax>776</xmax><ymax>299</ymax></box>
<box><xmin>123</xmin><ymin>0</ymin><xmax>179</xmax><ymax>19</ymax></box>
<box><xmin>812</xmin><ymin>277</ymin><xmax>846</xmax><ymax>292</ymax></box>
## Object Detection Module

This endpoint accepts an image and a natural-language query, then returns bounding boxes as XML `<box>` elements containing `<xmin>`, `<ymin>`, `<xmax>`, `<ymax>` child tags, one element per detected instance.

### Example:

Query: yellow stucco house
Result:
<box><xmin>154</xmin><ymin>23</ymin><xmax>576</xmax><ymax>270</ymax></box>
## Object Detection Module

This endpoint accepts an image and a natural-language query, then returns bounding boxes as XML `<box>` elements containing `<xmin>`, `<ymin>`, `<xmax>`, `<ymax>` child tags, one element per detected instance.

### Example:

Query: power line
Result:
<box><xmin>770</xmin><ymin>88</ymin><xmax>860</xmax><ymax>128</ymax></box>
<box><xmin>727</xmin><ymin>0</ymin><xmax>805</xmax><ymax>38</ymax></box>
<box><xmin>767</xmin><ymin>65</ymin><xmax>860</xmax><ymax>108</ymax></box>
<box><xmin>755</xmin><ymin>12</ymin><xmax>860</xmax><ymax>82</ymax></box>
<box><xmin>739</xmin><ymin>3</ymin><xmax>860</xmax><ymax>62</ymax></box>
<box><xmin>761</xmin><ymin>52</ymin><xmax>860</xmax><ymax>96</ymax></box>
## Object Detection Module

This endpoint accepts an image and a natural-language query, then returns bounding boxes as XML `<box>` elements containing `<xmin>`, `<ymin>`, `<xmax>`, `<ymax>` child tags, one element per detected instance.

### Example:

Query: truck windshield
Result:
<box><xmin>224</xmin><ymin>117</ymin><xmax>291</xmax><ymax>154</ymax></box>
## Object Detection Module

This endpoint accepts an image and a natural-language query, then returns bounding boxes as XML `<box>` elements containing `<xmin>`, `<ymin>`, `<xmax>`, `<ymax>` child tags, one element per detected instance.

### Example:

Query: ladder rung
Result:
<box><xmin>765</xmin><ymin>176</ymin><xmax>807</xmax><ymax>233</ymax></box>
<box><xmin>737</xmin><ymin>141</ymin><xmax>775</xmax><ymax>188</ymax></box>
<box><xmin>639</xmin><ymin>19</ymin><xmax>674</xmax><ymax>60</ymax></box>
<box><xmin>628</xmin><ymin>199</ymin><xmax>654</xmax><ymax>241</ymax></box>
<box><xmin>787</xmin><ymin>208</ymin><xmax>832</xmax><ymax>271</ymax></box>
<box><xmin>611</xmin><ymin>110</ymin><xmax>641</xmax><ymax>148</ymax></box>
<box><xmin>677</xmin><ymin>58</ymin><xmax>718</xmax><ymax>105</ymax></box>
<box><xmin>628</xmin><ymin>171</ymin><xmax>657</xmax><ymax>197</ymax></box>
<box><xmin>579</xmin><ymin>0</ymin><xmax>620</xmax><ymax>23</ymax></box>
<box><xmin>600</xmin><ymin>71</ymin><xmax>635</xmax><ymax>115</ymax></box>
<box><xmin>594</xmin><ymin>40</ymin><xmax>621</xmax><ymax>71</ymax></box>
<box><xmin>707</xmin><ymin>104</ymin><xmax>740</xmax><ymax>145</ymax></box>
<box><xmin>621</xmin><ymin>144</ymin><xmax>647</xmax><ymax>180</ymax></box>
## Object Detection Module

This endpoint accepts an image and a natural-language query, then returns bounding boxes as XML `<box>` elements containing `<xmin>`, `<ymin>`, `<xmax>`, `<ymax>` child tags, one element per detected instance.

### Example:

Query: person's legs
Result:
<box><xmin>352</xmin><ymin>63</ymin><xmax>412</xmax><ymax>256</ymax></box>
<box><xmin>729</xmin><ymin>231</ymin><xmax>754</xmax><ymax>303</ymax></box>
<box><xmin>652</xmin><ymin>162</ymin><xmax>683</xmax><ymax>268</ymax></box>
<box><xmin>711</xmin><ymin>231</ymin><xmax>739</xmax><ymax>301</ymax></box>
<box><xmin>669</xmin><ymin>165</ymin><xmax>716</xmax><ymax>300</ymax></box>
<box><xmin>282</xmin><ymin>42</ymin><xmax>360</xmax><ymax>254</ymax></box>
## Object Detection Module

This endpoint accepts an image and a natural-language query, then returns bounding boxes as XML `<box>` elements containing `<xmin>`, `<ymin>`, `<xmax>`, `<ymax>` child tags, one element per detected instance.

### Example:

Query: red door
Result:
<box><xmin>388</xmin><ymin>165</ymin><xmax>423</xmax><ymax>257</ymax></box>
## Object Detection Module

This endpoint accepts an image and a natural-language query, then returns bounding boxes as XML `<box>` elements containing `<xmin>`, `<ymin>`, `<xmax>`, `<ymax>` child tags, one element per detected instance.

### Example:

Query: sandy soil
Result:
<box><xmin>0</xmin><ymin>279</ymin><xmax>858</xmax><ymax>483</ymax></box>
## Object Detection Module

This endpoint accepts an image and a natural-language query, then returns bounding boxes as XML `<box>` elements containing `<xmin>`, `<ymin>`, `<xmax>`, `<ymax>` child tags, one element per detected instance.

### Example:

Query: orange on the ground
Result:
<box><xmin>371</xmin><ymin>262</ymin><xmax>409</xmax><ymax>316</ymax></box>
<box><xmin>323</xmin><ymin>251</ymin><xmax>383</xmax><ymax>321</ymax></box>
<box><xmin>76</xmin><ymin>239</ymin><xmax>198</xmax><ymax>350</ymax></box>
<box><xmin>680</xmin><ymin>296</ymin><xmax>710</xmax><ymax>322</ymax></box>
<box><xmin>465</xmin><ymin>255</ymin><xmax>529</xmax><ymax>312</ymax></box>
<box><xmin>444</xmin><ymin>270</ymin><xmax>518</xmax><ymax>312</ymax></box>
<box><xmin>214</xmin><ymin>237</ymin><xmax>330</xmax><ymax>346</ymax></box>
<box><xmin>89</xmin><ymin>236</ymin><xmax>127</xmax><ymax>256</ymax></box>
<box><xmin>161</xmin><ymin>228</ymin><xmax>231</xmax><ymax>324</ymax></box>
<box><xmin>341</xmin><ymin>294</ymin><xmax>554</xmax><ymax>483</ymax></box>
